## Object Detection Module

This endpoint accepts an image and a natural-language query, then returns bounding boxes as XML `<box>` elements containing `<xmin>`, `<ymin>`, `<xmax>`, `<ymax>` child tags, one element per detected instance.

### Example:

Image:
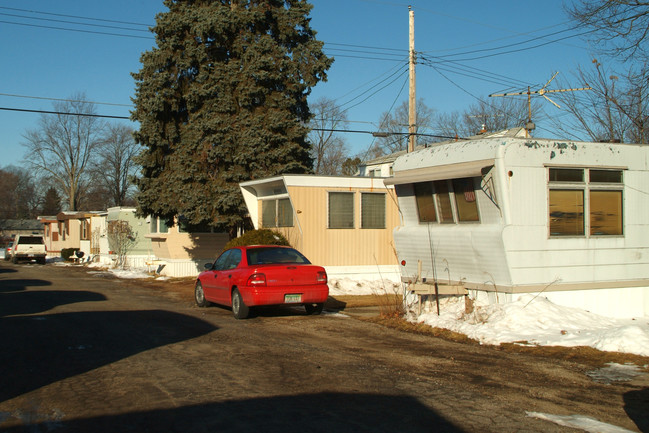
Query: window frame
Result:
<box><xmin>261</xmin><ymin>197</ymin><xmax>294</xmax><ymax>228</ymax></box>
<box><xmin>548</xmin><ymin>167</ymin><xmax>624</xmax><ymax>238</ymax></box>
<box><xmin>413</xmin><ymin>177</ymin><xmax>481</xmax><ymax>225</ymax></box>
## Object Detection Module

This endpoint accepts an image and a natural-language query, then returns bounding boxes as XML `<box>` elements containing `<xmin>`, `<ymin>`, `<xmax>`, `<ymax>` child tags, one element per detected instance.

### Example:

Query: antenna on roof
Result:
<box><xmin>488</xmin><ymin>72</ymin><xmax>591</xmax><ymax>137</ymax></box>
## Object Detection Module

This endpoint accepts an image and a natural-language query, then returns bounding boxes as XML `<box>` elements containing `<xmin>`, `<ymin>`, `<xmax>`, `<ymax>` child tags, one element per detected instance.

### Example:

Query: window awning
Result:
<box><xmin>384</xmin><ymin>159</ymin><xmax>495</xmax><ymax>185</ymax></box>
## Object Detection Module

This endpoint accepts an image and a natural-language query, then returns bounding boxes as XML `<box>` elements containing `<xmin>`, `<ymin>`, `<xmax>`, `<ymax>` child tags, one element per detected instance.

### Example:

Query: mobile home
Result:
<box><xmin>240</xmin><ymin>175</ymin><xmax>401</xmax><ymax>280</ymax></box>
<box><xmin>386</xmin><ymin>136</ymin><xmax>649</xmax><ymax>318</ymax></box>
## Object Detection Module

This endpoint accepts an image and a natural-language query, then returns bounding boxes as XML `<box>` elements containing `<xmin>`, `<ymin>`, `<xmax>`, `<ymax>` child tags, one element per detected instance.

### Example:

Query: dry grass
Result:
<box><xmin>364</xmin><ymin>314</ymin><xmax>649</xmax><ymax>369</ymax></box>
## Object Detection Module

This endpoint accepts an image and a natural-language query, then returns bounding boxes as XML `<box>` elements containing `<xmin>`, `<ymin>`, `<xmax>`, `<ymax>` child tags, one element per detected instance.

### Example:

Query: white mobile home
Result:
<box><xmin>386</xmin><ymin>136</ymin><xmax>649</xmax><ymax>318</ymax></box>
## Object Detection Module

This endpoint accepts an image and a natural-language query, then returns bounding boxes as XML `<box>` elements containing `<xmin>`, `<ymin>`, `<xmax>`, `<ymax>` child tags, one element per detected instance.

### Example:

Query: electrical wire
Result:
<box><xmin>0</xmin><ymin>11</ymin><xmax>151</xmax><ymax>33</ymax></box>
<box><xmin>0</xmin><ymin>92</ymin><xmax>133</xmax><ymax>107</ymax></box>
<box><xmin>0</xmin><ymin>106</ymin><xmax>129</xmax><ymax>119</ymax></box>
<box><xmin>0</xmin><ymin>6</ymin><xmax>150</xmax><ymax>27</ymax></box>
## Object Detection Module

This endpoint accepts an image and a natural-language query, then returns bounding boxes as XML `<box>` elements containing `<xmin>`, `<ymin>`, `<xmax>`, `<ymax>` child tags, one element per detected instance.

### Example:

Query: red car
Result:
<box><xmin>195</xmin><ymin>245</ymin><xmax>329</xmax><ymax>319</ymax></box>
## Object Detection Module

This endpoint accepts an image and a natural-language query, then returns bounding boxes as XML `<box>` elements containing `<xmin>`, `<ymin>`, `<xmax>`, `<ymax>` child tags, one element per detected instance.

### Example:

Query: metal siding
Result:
<box><xmin>287</xmin><ymin>185</ymin><xmax>399</xmax><ymax>267</ymax></box>
<box><xmin>391</xmin><ymin>137</ymin><xmax>649</xmax><ymax>296</ymax></box>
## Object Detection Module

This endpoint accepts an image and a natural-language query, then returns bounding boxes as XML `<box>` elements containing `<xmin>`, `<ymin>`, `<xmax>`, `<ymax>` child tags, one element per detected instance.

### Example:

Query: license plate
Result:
<box><xmin>284</xmin><ymin>294</ymin><xmax>302</xmax><ymax>303</ymax></box>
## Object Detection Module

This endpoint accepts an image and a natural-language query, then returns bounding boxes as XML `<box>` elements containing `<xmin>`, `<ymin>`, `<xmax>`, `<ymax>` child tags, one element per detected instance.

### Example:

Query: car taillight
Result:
<box><xmin>316</xmin><ymin>270</ymin><xmax>327</xmax><ymax>284</ymax></box>
<box><xmin>247</xmin><ymin>273</ymin><xmax>266</xmax><ymax>286</ymax></box>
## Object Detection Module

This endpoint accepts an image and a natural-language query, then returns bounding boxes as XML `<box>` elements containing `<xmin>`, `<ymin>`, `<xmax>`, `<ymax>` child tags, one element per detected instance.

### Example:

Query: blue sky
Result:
<box><xmin>0</xmin><ymin>0</ymin><xmax>594</xmax><ymax>167</ymax></box>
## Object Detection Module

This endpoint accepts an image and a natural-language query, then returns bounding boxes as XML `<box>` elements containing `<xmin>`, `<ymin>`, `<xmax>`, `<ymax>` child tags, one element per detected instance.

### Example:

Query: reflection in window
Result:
<box><xmin>549</xmin><ymin>189</ymin><xmax>584</xmax><ymax>236</ymax></box>
<box><xmin>549</xmin><ymin>168</ymin><xmax>583</xmax><ymax>182</ymax></box>
<box><xmin>548</xmin><ymin>168</ymin><xmax>623</xmax><ymax>237</ymax></box>
<box><xmin>590</xmin><ymin>190</ymin><xmax>623</xmax><ymax>235</ymax></box>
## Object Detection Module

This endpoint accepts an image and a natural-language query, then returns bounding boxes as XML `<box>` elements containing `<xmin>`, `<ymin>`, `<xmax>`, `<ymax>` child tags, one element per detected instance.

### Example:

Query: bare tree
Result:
<box><xmin>22</xmin><ymin>93</ymin><xmax>105</xmax><ymax>210</ymax></box>
<box><xmin>0</xmin><ymin>166</ymin><xmax>39</xmax><ymax>219</ymax></box>
<box><xmin>434</xmin><ymin>97</ymin><xmax>536</xmax><ymax>138</ymax></box>
<box><xmin>107</xmin><ymin>220</ymin><xmax>136</xmax><ymax>269</ymax></box>
<box><xmin>93</xmin><ymin>123</ymin><xmax>140</xmax><ymax>206</ymax></box>
<box><xmin>567</xmin><ymin>1</ymin><xmax>649</xmax><ymax>63</ymax></box>
<box><xmin>550</xmin><ymin>60</ymin><xmax>647</xmax><ymax>143</ymax></box>
<box><xmin>308</xmin><ymin>97</ymin><xmax>350</xmax><ymax>175</ymax></box>
<box><xmin>374</xmin><ymin>99</ymin><xmax>435</xmax><ymax>155</ymax></box>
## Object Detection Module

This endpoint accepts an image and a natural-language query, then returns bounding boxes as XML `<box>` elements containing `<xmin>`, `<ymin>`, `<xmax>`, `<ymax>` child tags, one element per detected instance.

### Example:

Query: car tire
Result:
<box><xmin>232</xmin><ymin>289</ymin><xmax>249</xmax><ymax>320</ymax></box>
<box><xmin>12</xmin><ymin>256</ymin><xmax>17</xmax><ymax>264</ymax></box>
<box><xmin>195</xmin><ymin>281</ymin><xmax>210</xmax><ymax>307</ymax></box>
<box><xmin>304</xmin><ymin>303</ymin><xmax>324</xmax><ymax>315</ymax></box>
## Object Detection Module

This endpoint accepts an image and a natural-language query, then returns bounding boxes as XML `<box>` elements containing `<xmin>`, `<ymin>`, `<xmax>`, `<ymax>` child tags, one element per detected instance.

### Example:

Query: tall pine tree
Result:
<box><xmin>131</xmin><ymin>0</ymin><xmax>332</xmax><ymax>236</ymax></box>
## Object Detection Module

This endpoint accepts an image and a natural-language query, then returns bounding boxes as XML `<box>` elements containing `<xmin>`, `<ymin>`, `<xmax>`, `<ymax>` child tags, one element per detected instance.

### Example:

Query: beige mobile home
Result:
<box><xmin>386</xmin><ymin>136</ymin><xmax>649</xmax><ymax>319</ymax></box>
<box><xmin>240</xmin><ymin>175</ymin><xmax>400</xmax><ymax>280</ymax></box>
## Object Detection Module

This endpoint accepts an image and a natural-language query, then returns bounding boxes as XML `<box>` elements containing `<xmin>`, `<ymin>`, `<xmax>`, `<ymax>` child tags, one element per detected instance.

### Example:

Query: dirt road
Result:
<box><xmin>0</xmin><ymin>261</ymin><xmax>647</xmax><ymax>432</ymax></box>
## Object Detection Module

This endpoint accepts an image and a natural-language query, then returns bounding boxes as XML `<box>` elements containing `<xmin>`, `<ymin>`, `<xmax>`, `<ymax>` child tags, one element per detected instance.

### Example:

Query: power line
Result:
<box><xmin>311</xmin><ymin>127</ymin><xmax>466</xmax><ymax>141</ymax></box>
<box><xmin>0</xmin><ymin>19</ymin><xmax>153</xmax><ymax>39</ymax></box>
<box><xmin>0</xmin><ymin>6</ymin><xmax>151</xmax><ymax>27</ymax></box>
<box><xmin>0</xmin><ymin>92</ymin><xmax>133</xmax><ymax>107</ymax></box>
<box><xmin>0</xmin><ymin>11</ymin><xmax>151</xmax><ymax>33</ymax></box>
<box><xmin>0</xmin><ymin>106</ymin><xmax>130</xmax><ymax>120</ymax></box>
<box><xmin>339</xmin><ymin>64</ymin><xmax>408</xmax><ymax>109</ymax></box>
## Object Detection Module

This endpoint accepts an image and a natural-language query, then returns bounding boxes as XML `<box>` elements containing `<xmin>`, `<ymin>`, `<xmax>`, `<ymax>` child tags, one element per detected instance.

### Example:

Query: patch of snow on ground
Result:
<box><xmin>327</xmin><ymin>278</ymin><xmax>400</xmax><ymax>296</ymax></box>
<box><xmin>413</xmin><ymin>294</ymin><xmax>649</xmax><ymax>357</ymax></box>
<box><xmin>526</xmin><ymin>411</ymin><xmax>635</xmax><ymax>433</ymax></box>
<box><xmin>587</xmin><ymin>363</ymin><xmax>646</xmax><ymax>384</ymax></box>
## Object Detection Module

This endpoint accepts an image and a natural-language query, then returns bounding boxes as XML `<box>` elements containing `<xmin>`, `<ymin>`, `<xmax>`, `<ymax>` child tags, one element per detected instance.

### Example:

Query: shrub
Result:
<box><xmin>61</xmin><ymin>248</ymin><xmax>78</xmax><ymax>262</ymax></box>
<box><xmin>224</xmin><ymin>229</ymin><xmax>290</xmax><ymax>250</ymax></box>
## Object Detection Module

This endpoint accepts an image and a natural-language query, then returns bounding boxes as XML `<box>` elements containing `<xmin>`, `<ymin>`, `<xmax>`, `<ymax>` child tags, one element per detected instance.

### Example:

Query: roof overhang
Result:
<box><xmin>384</xmin><ymin>159</ymin><xmax>495</xmax><ymax>186</ymax></box>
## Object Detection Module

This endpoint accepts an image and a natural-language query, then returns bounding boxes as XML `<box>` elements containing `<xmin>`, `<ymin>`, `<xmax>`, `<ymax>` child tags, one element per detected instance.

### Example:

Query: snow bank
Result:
<box><xmin>415</xmin><ymin>295</ymin><xmax>649</xmax><ymax>357</ymax></box>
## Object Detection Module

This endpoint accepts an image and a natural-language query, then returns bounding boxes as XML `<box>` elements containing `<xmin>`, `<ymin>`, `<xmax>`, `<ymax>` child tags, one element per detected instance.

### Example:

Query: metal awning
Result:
<box><xmin>384</xmin><ymin>159</ymin><xmax>495</xmax><ymax>185</ymax></box>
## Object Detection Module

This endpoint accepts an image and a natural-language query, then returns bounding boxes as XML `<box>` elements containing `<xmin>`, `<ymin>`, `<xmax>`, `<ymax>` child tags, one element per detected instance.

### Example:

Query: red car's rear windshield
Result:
<box><xmin>246</xmin><ymin>247</ymin><xmax>311</xmax><ymax>265</ymax></box>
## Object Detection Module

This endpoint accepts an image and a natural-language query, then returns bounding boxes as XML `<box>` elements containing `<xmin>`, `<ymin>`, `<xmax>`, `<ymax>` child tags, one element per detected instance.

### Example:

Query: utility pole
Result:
<box><xmin>408</xmin><ymin>6</ymin><xmax>416</xmax><ymax>152</ymax></box>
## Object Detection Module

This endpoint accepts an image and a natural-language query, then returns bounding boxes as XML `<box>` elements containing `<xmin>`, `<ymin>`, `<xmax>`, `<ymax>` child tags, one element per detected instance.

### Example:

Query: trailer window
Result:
<box><xmin>328</xmin><ymin>192</ymin><xmax>354</xmax><ymax>229</ymax></box>
<box><xmin>361</xmin><ymin>193</ymin><xmax>386</xmax><ymax>229</ymax></box>
<box><xmin>548</xmin><ymin>168</ymin><xmax>623</xmax><ymax>237</ymax></box>
<box><xmin>414</xmin><ymin>182</ymin><xmax>436</xmax><ymax>222</ymax></box>
<box><xmin>262</xmin><ymin>198</ymin><xmax>293</xmax><ymax>228</ymax></box>
<box><xmin>434</xmin><ymin>180</ymin><xmax>454</xmax><ymax>223</ymax></box>
<box><xmin>453</xmin><ymin>178</ymin><xmax>479</xmax><ymax>222</ymax></box>
<box><xmin>413</xmin><ymin>177</ymin><xmax>480</xmax><ymax>224</ymax></box>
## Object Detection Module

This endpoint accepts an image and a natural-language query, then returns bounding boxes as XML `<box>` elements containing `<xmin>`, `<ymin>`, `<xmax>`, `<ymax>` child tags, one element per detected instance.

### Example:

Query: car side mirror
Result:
<box><xmin>204</xmin><ymin>262</ymin><xmax>214</xmax><ymax>270</ymax></box>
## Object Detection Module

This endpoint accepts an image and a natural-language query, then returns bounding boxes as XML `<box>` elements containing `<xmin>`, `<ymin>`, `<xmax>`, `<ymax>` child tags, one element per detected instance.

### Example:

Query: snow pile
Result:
<box><xmin>327</xmin><ymin>278</ymin><xmax>400</xmax><ymax>296</ymax></box>
<box><xmin>415</xmin><ymin>295</ymin><xmax>649</xmax><ymax>357</ymax></box>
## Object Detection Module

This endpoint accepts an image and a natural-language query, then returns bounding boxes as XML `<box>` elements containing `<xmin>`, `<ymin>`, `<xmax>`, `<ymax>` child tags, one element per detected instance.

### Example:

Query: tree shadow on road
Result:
<box><xmin>0</xmin><ymin>392</ymin><xmax>465</xmax><ymax>433</ymax></box>
<box><xmin>0</xmin><ymin>307</ymin><xmax>217</xmax><ymax>403</ymax></box>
